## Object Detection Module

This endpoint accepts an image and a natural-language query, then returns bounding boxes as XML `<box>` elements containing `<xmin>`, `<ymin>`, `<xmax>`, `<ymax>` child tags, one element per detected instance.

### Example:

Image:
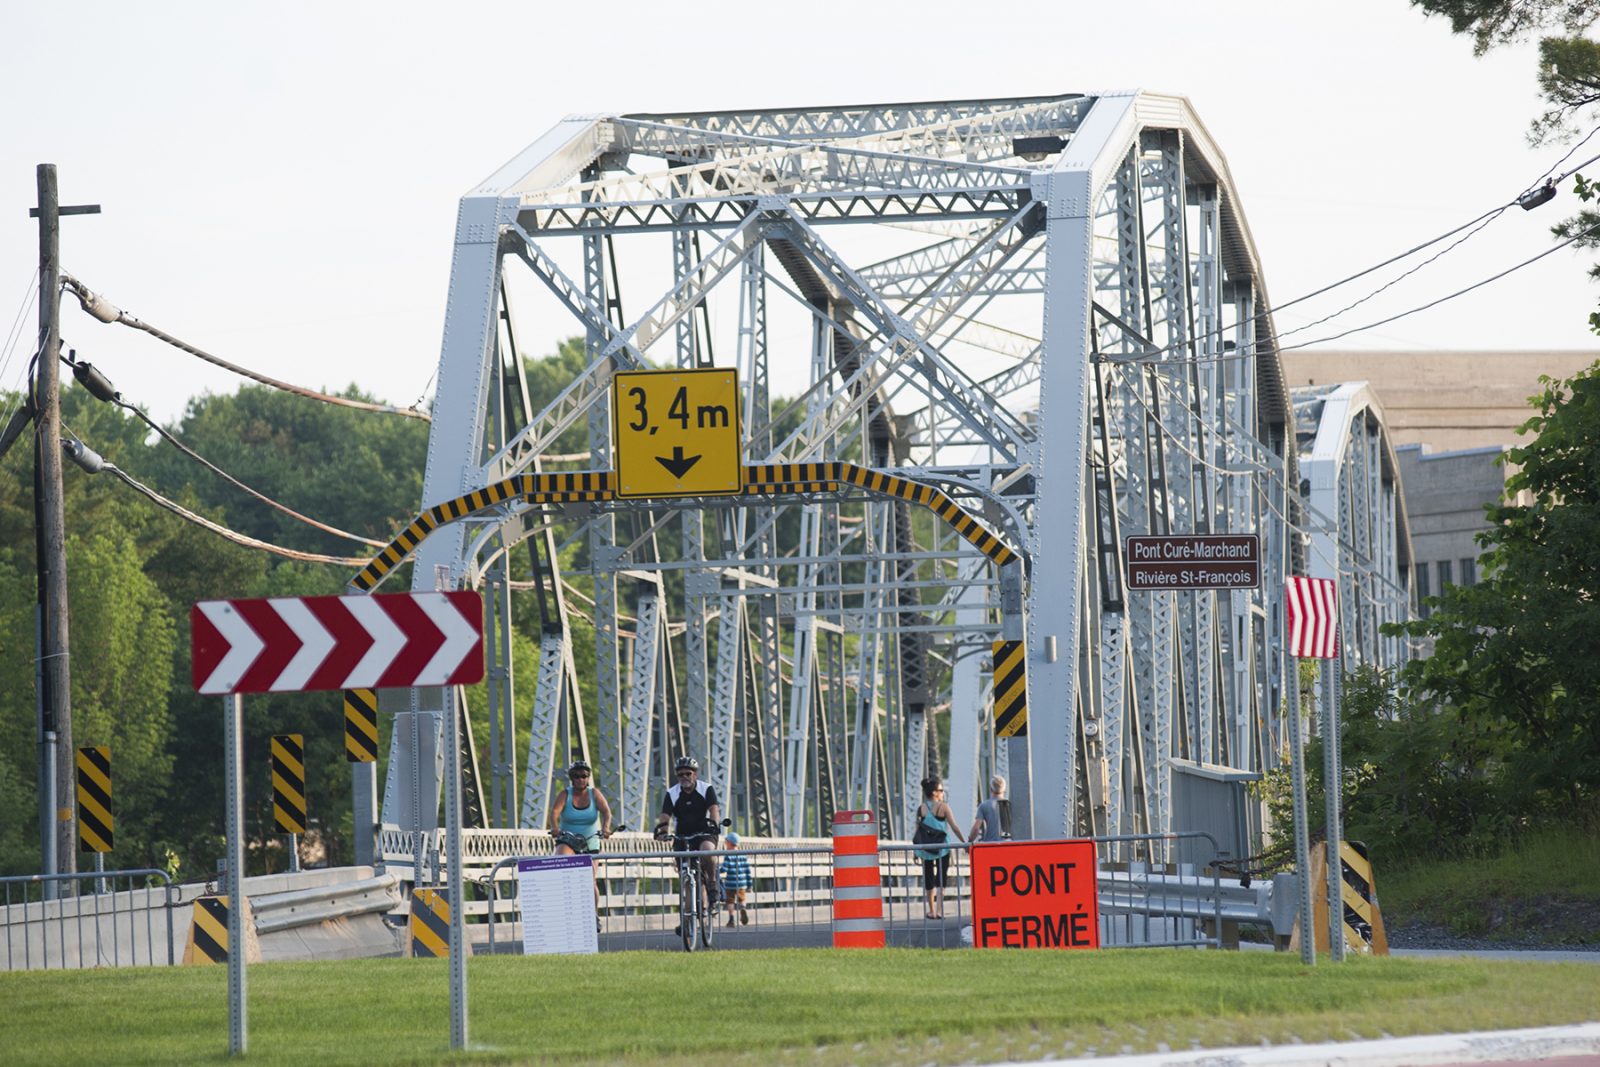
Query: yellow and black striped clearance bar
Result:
<box><xmin>350</xmin><ymin>463</ymin><xmax>1019</xmax><ymax>592</ymax></box>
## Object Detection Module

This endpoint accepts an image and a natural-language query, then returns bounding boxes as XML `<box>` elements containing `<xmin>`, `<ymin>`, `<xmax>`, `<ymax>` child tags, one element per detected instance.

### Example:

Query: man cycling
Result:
<box><xmin>654</xmin><ymin>756</ymin><xmax>722</xmax><ymax>915</ymax></box>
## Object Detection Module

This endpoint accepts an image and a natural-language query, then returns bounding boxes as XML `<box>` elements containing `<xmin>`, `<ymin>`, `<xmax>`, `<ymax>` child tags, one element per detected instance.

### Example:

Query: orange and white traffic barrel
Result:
<box><xmin>831</xmin><ymin>809</ymin><xmax>885</xmax><ymax>948</ymax></box>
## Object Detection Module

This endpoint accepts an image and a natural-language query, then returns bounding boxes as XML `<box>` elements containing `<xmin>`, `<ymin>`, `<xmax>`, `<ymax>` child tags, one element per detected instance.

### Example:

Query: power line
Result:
<box><xmin>1274</xmin><ymin>220</ymin><xmax>1600</xmax><ymax>353</ymax></box>
<box><xmin>100</xmin><ymin>461</ymin><xmax>369</xmax><ymax>567</ymax></box>
<box><xmin>59</xmin><ymin>274</ymin><xmax>432</xmax><ymax>422</ymax></box>
<box><xmin>109</xmin><ymin>392</ymin><xmax>388</xmax><ymax>548</ymax></box>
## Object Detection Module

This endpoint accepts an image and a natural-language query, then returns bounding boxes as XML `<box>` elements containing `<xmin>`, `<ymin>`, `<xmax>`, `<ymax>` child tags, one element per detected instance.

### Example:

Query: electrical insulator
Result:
<box><xmin>75</xmin><ymin>287</ymin><xmax>123</xmax><ymax>323</ymax></box>
<box><xmin>72</xmin><ymin>361</ymin><xmax>119</xmax><ymax>403</ymax></box>
<box><xmin>62</xmin><ymin>438</ymin><xmax>104</xmax><ymax>474</ymax></box>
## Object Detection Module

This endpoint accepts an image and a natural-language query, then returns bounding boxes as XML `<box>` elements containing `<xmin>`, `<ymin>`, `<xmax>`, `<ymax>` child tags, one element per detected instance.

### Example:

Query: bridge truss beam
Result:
<box><xmin>378</xmin><ymin>91</ymin><xmax>1413</xmax><ymax>850</ymax></box>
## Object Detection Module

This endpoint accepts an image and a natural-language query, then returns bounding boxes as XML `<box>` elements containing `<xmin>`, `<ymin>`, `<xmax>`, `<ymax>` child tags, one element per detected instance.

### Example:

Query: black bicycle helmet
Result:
<box><xmin>674</xmin><ymin>756</ymin><xmax>699</xmax><ymax>772</ymax></box>
<box><xmin>567</xmin><ymin>759</ymin><xmax>592</xmax><ymax>777</ymax></box>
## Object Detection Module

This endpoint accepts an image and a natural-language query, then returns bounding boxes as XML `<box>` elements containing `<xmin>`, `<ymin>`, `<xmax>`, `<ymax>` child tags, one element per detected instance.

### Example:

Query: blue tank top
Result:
<box><xmin>915</xmin><ymin>803</ymin><xmax>950</xmax><ymax>862</ymax></box>
<box><xmin>559</xmin><ymin>788</ymin><xmax>601</xmax><ymax>851</ymax></box>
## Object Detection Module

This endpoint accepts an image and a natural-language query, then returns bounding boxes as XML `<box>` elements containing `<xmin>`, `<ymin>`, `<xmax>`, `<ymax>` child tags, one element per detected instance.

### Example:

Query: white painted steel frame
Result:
<box><xmin>389</xmin><ymin>91</ymin><xmax>1415</xmax><ymax>877</ymax></box>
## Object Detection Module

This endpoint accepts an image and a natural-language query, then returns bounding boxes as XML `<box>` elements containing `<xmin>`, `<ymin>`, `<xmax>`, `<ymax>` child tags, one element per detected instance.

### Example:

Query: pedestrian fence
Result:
<box><xmin>1</xmin><ymin>869</ymin><xmax>179</xmax><ymax>971</ymax></box>
<box><xmin>459</xmin><ymin>830</ymin><xmax>1239</xmax><ymax>954</ymax></box>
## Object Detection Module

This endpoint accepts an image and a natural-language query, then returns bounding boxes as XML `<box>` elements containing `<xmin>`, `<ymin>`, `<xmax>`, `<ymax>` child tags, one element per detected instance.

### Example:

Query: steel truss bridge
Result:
<box><xmin>359</xmin><ymin>91</ymin><xmax>1415</xmax><ymax>853</ymax></box>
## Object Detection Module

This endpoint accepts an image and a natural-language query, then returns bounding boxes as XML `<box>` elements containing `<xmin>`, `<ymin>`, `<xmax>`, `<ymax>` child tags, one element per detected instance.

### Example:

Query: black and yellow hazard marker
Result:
<box><xmin>182</xmin><ymin>894</ymin><xmax>261</xmax><ymax>965</ymax></box>
<box><xmin>271</xmin><ymin>733</ymin><xmax>307</xmax><ymax>834</ymax></box>
<box><xmin>350</xmin><ymin>462</ymin><xmax>1020</xmax><ymax>591</ymax></box>
<box><xmin>992</xmin><ymin>640</ymin><xmax>1027</xmax><ymax>738</ymax></box>
<box><xmin>76</xmin><ymin>745</ymin><xmax>112</xmax><ymax>853</ymax></box>
<box><xmin>409</xmin><ymin>886</ymin><xmax>450</xmax><ymax>958</ymax></box>
<box><xmin>344</xmin><ymin>688</ymin><xmax>379</xmax><ymax>763</ymax></box>
<box><xmin>1291</xmin><ymin>839</ymin><xmax>1389</xmax><ymax>956</ymax></box>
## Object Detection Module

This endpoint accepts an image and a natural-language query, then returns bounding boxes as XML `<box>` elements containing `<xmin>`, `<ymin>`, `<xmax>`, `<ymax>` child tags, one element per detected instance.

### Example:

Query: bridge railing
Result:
<box><xmin>464</xmin><ymin>831</ymin><xmax>1235</xmax><ymax>953</ymax></box>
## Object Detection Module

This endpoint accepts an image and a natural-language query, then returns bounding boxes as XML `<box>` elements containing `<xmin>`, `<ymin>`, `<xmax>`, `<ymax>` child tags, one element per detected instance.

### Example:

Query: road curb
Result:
<box><xmin>1005</xmin><ymin>1021</ymin><xmax>1600</xmax><ymax>1066</ymax></box>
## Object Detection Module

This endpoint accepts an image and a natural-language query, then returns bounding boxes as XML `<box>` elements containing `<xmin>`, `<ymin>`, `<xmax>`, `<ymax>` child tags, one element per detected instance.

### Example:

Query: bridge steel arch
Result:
<box><xmin>385</xmin><ymin>91</ymin><xmax>1411</xmax><ymax>851</ymax></box>
<box><xmin>1293</xmin><ymin>382</ymin><xmax>1415</xmax><ymax>673</ymax></box>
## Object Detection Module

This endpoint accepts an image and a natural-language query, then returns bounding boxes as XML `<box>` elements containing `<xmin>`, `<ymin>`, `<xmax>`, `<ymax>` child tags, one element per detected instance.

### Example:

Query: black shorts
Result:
<box><xmin>674</xmin><ymin>834</ymin><xmax>717</xmax><ymax>852</ymax></box>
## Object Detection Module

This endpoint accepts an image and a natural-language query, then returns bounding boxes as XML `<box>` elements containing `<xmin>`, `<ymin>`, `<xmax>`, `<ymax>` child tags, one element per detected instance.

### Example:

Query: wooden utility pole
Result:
<box><xmin>30</xmin><ymin>164</ymin><xmax>98</xmax><ymax>881</ymax></box>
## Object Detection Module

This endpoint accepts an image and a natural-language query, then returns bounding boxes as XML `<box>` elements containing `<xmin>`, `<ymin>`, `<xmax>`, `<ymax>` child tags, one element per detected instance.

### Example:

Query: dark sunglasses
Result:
<box><xmin>570</xmin><ymin>772</ymin><xmax>590</xmax><ymax>780</ymax></box>
<box><xmin>676</xmin><ymin>771</ymin><xmax>695</xmax><ymax>778</ymax></box>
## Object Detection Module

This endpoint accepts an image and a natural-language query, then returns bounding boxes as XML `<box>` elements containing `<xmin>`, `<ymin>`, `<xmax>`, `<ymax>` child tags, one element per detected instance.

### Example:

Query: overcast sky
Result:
<box><xmin>4</xmin><ymin>0</ymin><xmax>1597</xmax><ymax>427</ymax></box>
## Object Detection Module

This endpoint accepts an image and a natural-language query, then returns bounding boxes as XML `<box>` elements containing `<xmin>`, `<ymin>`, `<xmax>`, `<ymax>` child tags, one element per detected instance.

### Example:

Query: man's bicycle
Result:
<box><xmin>658</xmin><ymin>820</ymin><xmax>728</xmax><ymax>952</ymax></box>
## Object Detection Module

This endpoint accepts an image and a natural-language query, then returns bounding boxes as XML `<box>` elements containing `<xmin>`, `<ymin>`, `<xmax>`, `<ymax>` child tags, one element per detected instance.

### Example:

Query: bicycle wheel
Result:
<box><xmin>700</xmin><ymin>877</ymin><xmax>716</xmax><ymax>949</ymax></box>
<box><xmin>679</xmin><ymin>863</ymin><xmax>697</xmax><ymax>952</ymax></box>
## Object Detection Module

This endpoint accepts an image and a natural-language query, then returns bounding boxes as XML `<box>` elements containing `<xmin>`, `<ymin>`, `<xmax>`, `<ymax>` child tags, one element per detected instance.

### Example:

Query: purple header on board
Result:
<box><xmin>518</xmin><ymin>855</ymin><xmax>593</xmax><ymax>873</ymax></box>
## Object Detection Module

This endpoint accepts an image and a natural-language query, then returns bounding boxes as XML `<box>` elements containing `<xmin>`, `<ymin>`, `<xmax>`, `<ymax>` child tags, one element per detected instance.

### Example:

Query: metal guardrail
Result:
<box><xmin>251</xmin><ymin>873</ymin><xmax>401</xmax><ymax>935</ymax></box>
<box><xmin>1</xmin><ymin>869</ymin><xmax>178</xmax><ymax>971</ymax></box>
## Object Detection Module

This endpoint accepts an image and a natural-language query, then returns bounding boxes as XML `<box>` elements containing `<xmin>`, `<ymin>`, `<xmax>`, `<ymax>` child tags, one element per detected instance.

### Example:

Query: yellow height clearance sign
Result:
<box><xmin>612</xmin><ymin>368</ymin><xmax>742</xmax><ymax>498</ymax></box>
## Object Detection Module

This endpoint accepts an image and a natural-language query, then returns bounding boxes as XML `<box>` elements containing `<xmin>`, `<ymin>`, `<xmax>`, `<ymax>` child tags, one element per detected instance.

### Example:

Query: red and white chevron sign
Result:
<box><xmin>190</xmin><ymin>592</ymin><xmax>484</xmax><ymax>695</ymax></box>
<box><xmin>1285</xmin><ymin>576</ymin><xmax>1340</xmax><ymax>660</ymax></box>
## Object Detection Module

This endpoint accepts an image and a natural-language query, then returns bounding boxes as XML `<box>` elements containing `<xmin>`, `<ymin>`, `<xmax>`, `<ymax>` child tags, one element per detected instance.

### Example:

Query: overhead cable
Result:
<box><xmin>101</xmin><ymin>462</ymin><xmax>370</xmax><ymax>567</ymax></box>
<box><xmin>59</xmin><ymin>274</ymin><xmax>432</xmax><ymax>421</ymax></box>
<box><xmin>1273</xmin><ymin>221</ymin><xmax>1600</xmax><ymax>353</ymax></box>
<box><xmin>114</xmin><ymin>397</ymin><xmax>388</xmax><ymax>547</ymax></box>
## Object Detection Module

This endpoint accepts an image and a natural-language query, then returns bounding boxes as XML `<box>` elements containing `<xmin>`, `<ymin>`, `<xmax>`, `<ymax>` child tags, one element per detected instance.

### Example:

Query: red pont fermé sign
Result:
<box><xmin>970</xmin><ymin>839</ymin><xmax>1100</xmax><ymax>950</ymax></box>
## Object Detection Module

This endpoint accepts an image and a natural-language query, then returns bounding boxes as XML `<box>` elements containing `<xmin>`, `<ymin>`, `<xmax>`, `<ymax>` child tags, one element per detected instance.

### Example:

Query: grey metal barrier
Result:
<box><xmin>480</xmin><ymin>843</ymin><xmax>839</xmax><ymax>954</ymax></box>
<box><xmin>471</xmin><ymin>830</ymin><xmax>1229</xmax><ymax>954</ymax></box>
<box><xmin>1</xmin><ymin>869</ymin><xmax>179</xmax><ymax>971</ymax></box>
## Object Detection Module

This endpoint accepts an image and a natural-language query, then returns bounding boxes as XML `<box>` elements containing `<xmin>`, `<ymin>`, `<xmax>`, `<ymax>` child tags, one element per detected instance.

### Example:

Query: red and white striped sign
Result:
<box><xmin>191</xmin><ymin>592</ymin><xmax>484</xmax><ymax>695</ymax></box>
<box><xmin>1285</xmin><ymin>576</ymin><xmax>1340</xmax><ymax>659</ymax></box>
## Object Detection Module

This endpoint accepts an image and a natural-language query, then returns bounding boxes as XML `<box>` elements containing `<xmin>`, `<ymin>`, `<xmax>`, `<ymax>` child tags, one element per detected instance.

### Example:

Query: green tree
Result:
<box><xmin>1394</xmin><ymin>362</ymin><xmax>1600</xmax><ymax>815</ymax></box>
<box><xmin>1417</xmin><ymin>2</ymin><xmax>1600</xmax><ymax>272</ymax></box>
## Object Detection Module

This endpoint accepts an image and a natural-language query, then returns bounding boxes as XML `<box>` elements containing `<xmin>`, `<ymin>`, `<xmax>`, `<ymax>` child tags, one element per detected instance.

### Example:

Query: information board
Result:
<box><xmin>969</xmin><ymin>839</ymin><xmax>1100</xmax><ymax>950</ymax></box>
<box><xmin>1124</xmin><ymin>534</ymin><xmax>1260</xmax><ymax>591</ymax></box>
<box><xmin>517</xmin><ymin>855</ymin><xmax>599</xmax><ymax>955</ymax></box>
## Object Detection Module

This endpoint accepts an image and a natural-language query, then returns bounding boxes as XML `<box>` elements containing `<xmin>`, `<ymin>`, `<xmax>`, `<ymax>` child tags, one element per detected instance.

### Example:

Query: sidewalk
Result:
<box><xmin>998</xmin><ymin>1022</ymin><xmax>1600</xmax><ymax>1067</ymax></box>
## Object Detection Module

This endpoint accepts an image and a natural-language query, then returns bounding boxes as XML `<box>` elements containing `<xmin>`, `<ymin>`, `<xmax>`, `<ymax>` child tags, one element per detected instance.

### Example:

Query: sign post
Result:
<box><xmin>969</xmin><ymin>839</ymin><xmax>1099</xmax><ymax>949</ymax></box>
<box><xmin>223</xmin><ymin>693</ymin><xmax>246</xmax><ymax>1054</ymax></box>
<box><xmin>190</xmin><ymin>591</ymin><xmax>484</xmax><ymax>1054</ymax></box>
<box><xmin>612</xmin><ymin>367</ymin><xmax>742</xmax><ymax>498</ymax></box>
<box><xmin>1285</xmin><ymin>575</ymin><xmax>1341</xmax><ymax>963</ymax></box>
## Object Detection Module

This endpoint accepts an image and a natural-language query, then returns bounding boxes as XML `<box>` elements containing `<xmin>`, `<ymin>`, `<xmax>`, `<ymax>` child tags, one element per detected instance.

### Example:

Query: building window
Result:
<box><xmin>1459</xmin><ymin>558</ymin><xmax>1477</xmax><ymax>587</ymax></box>
<box><xmin>1415</xmin><ymin>562</ymin><xmax>1431</xmax><ymax>618</ymax></box>
<box><xmin>1438</xmin><ymin>559</ymin><xmax>1455</xmax><ymax>590</ymax></box>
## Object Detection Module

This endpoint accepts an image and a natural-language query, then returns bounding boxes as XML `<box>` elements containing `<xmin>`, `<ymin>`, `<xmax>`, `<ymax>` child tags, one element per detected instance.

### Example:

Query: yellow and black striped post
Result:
<box><xmin>76</xmin><ymin>745</ymin><xmax>112</xmax><ymax>853</ymax></box>
<box><xmin>409</xmin><ymin>886</ymin><xmax>450</xmax><ymax>958</ymax></box>
<box><xmin>185</xmin><ymin>895</ymin><xmax>232</xmax><ymax>964</ymax></box>
<box><xmin>271</xmin><ymin>733</ymin><xmax>307</xmax><ymax>861</ymax></box>
<box><xmin>344</xmin><ymin>688</ymin><xmax>379</xmax><ymax>763</ymax></box>
<box><xmin>1292</xmin><ymin>840</ymin><xmax>1389</xmax><ymax>956</ymax></box>
<box><xmin>182</xmin><ymin>894</ymin><xmax>261</xmax><ymax>965</ymax></box>
<box><xmin>992</xmin><ymin>640</ymin><xmax>1027</xmax><ymax>738</ymax></box>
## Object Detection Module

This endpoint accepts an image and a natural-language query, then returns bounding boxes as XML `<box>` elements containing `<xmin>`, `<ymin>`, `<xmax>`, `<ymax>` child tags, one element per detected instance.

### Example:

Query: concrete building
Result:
<box><xmin>1392</xmin><ymin>444</ymin><xmax>1499</xmax><ymax>616</ymax></box>
<box><xmin>1280</xmin><ymin>350</ymin><xmax>1597</xmax><ymax>454</ymax></box>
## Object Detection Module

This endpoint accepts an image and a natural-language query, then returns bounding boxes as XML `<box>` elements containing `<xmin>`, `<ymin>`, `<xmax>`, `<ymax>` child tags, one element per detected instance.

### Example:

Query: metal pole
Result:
<box><xmin>223</xmin><ymin>694</ymin><xmax>247</xmax><ymax>1054</ymax></box>
<box><xmin>1285</xmin><ymin>658</ymin><xmax>1315</xmax><ymax>965</ymax></box>
<box><xmin>288</xmin><ymin>833</ymin><xmax>301</xmax><ymax>874</ymax></box>
<box><xmin>1322</xmin><ymin>661</ymin><xmax>1344</xmax><ymax>962</ymax></box>
<box><xmin>94</xmin><ymin>852</ymin><xmax>105</xmax><ymax>895</ymax></box>
<box><xmin>442</xmin><ymin>688</ymin><xmax>467</xmax><ymax>1049</ymax></box>
<box><xmin>33</xmin><ymin>164</ymin><xmax>76</xmax><ymax>884</ymax></box>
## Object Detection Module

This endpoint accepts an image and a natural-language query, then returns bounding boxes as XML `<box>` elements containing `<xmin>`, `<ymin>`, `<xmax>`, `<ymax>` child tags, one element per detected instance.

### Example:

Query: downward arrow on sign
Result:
<box><xmin>656</xmin><ymin>446</ymin><xmax>701</xmax><ymax>479</ymax></box>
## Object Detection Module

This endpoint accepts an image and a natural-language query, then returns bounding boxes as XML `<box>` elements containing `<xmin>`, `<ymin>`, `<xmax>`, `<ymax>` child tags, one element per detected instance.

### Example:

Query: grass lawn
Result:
<box><xmin>1378</xmin><ymin>823</ymin><xmax>1600</xmax><ymax>940</ymax></box>
<box><xmin>2</xmin><ymin>948</ymin><xmax>1597</xmax><ymax>1066</ymax></box>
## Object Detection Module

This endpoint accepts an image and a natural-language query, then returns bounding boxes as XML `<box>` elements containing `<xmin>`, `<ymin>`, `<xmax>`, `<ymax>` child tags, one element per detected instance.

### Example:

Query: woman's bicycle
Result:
<box><xmin>658</xmin><ymin>820</ymin><xmax>729</xmax><ymax>952</ymax></box>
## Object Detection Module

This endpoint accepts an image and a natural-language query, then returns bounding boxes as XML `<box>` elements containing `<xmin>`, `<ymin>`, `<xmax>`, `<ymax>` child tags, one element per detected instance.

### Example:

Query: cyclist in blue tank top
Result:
<box><xmin>549</xmin><ymin>760</ymin><xmax>614</xmax><ymax>927</ymax></box>
<box><xmin>550</xmin><ymin>760</ymin><xmax>613</xmax><ymax>853</ymax></box>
